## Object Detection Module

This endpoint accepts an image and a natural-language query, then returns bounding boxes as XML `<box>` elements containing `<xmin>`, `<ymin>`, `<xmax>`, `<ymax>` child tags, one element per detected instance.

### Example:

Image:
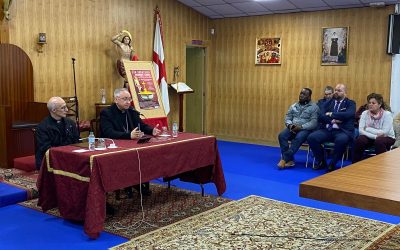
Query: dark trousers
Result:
<box><xmin>352</xmin><ymin>135</ymin><xmax>395</xmax><ymax>163</ymax></box>
<box><xmin>278</xmin><ymin>128</ymin><xmax>311</xmax><ymax>162</ymax></box>
<box><xmin>307</xmin><ymin>129</ymin><xmax>352</xmax><ymax>165</ymax></box>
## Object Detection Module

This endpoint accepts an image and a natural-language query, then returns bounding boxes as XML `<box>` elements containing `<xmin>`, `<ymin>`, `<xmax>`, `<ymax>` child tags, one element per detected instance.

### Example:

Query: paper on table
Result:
<box><xmin>170</xmin><ymin>82</ymin><xmax>193</xmax><ymax>93</ymax></box>
<box><xmin>73</xmin><ymin>149</ymin><xmax>90</xmax><ymax>153</ymax></box>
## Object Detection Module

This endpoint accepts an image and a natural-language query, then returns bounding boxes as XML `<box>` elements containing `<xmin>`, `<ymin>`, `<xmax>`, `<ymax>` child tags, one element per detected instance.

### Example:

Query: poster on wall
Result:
<box><xmin>255</xmin><ymin>37</ymin><xmax>281</xmax><ymax>65</ymax></box>
<box><xmin>321</xmin><ymin>27</ymin><xmax>349</xmax><ymax>66</ymax></box>
<box><xmin>123</xmin><ymin>60</ymin><xmax>166</xmax><ymax>118</ymax></box>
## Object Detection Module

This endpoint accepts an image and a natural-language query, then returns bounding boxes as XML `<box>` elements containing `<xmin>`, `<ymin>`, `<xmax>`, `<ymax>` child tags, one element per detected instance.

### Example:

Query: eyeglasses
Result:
<box><xmin>58</xmin><ymin>105</ymin><xmax>68</xmax><ymax>110</ymax></box>
<box><xmin>118</xmin><ymin>97</ymin><xmax>132</xmax><ymax>102</ymax></box>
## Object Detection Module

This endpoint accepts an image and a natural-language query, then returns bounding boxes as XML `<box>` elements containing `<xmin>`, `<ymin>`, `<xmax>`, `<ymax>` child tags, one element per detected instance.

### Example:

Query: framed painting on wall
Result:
<box><xmin>321</xmin><ymin>27</ymin><xmax>349</xmax><ymax>66</ymax></box>
<box><xmin>123</xmin><ymin>60</ymin><xmax>166</xmax><ymax>118</ymax></box>
<box><xmin>255</xmin><ymin>37</ymin><xmax>281</xmax><ymax>65</ymax></box>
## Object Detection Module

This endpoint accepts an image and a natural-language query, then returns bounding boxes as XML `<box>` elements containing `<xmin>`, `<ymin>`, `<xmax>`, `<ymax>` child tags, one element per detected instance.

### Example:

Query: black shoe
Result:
<box><xmin>134</xmin><ymin>183</ymin><xmax>152</xmax><ymax>196</ymax></box>
<box><xmin>141</xmin><ymin>187</ymin><xmax>152</xmax><ymax>196</ymax></box>
<box><xmin>106</xmin><ymin>202</ymin><xmax>116</xmax><ymax>215</ymax></box>
<box><xmin>125</xmin><ymin>187</ymin><xmax>133</xmax><ymax>199</ymax></box>
<box><xmin>327</xmin><ymin>162</ymin><xmax>336</xmax><ymax>172</ymax></box>
<box><xmin>313</xmin><ymin>159</ymin><xmax>327</xmax><ymax>170</ymax></box>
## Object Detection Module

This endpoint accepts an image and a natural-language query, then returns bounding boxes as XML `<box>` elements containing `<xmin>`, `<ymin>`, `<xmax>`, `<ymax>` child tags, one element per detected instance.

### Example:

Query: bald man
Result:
<box><xmin>307</xmin><ymin>84</ymin><xmax>356</xmax><ymax>172</ymax></box>
<box><xmin>35</xmin><ymin>97</ymin><xmax>80</xmax><ymax>169</ymax></box>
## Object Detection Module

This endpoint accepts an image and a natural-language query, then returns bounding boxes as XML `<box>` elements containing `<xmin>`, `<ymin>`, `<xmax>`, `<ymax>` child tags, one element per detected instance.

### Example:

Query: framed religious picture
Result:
<box><xmin>255</xmin><ymin>37</ymin><xmax>281</xmax><ymax>65</ymax></box>
<box><xmin>123</xmin><ymin>60</ymin><xmax>166</xmax><ymax>118</ymax></box>
<box><xmin>321</xmin><ymin>27</ymin><xmax>349</xmax><ymax>65</ymax></box>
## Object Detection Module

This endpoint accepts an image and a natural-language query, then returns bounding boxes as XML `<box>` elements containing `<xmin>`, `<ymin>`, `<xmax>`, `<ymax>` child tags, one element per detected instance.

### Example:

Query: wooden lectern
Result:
<box><xmin>170</xmin><ymin>82</ymin><xmax>194</xmax><ymax>132</ymax></box>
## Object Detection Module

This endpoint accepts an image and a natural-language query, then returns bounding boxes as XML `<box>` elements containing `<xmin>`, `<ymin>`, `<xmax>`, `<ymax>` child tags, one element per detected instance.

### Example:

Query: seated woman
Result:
<box><xmin>352</xmin><ymin>93</ymin><xmax>395</xmax><ymax>163</ymax></box>
<box><xmin>393</xmin><ymin>112</ymin><xmax>400</xmax><ymax>149</ymax></box>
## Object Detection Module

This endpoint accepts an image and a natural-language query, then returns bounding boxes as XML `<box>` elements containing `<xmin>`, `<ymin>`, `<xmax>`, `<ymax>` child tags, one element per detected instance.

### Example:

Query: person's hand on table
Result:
<box><xmin>152</xmin><ymin>124</ymin><xmax>161</xmax><ymax>136</ymax></box>
<box><xmin>130</xmin><ymin>127</ymin><xmax>143</xmax><ymax>139</ymax></box>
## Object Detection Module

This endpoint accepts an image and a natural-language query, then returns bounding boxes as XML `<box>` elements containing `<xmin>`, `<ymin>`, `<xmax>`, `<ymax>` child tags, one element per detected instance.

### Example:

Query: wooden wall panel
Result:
<box><xmin>208</xmin><ymin>7</ymin><xmax>394</xmax><ymax>144</ymax></box>
<box><xmin>0</xmin><ymin>44</ymin><xmax>33</xmax><ymax>121</ymax></box>
<box><xmin>7</xmin><ymin>1</ymin><xmax>395</xmax><ymax>145</ymax></box>
<box><xmin>0</xmin><ymin>106</ymin><xmax>12</xmax><ymax>168</ymax></box>
<box><xmin>8</xmin><ymin>0</ymin><xmax>210</xmax><ymax>125</ymax></box>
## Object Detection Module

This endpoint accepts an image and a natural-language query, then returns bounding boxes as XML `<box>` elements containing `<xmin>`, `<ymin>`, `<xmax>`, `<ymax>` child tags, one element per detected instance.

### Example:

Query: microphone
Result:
<box><xmin>103</xmin><ymin>138</ymin><xmax>117</xmax><ymax>148</ymax></box>
<box><xmin>128</xmin><ymin>107</ymin><xmax>147</xmax><ymax>118</ymax></box>
<box><xmin>80</xmin><ymin>137</ymin><xmax>116</xmax><ymax>148</ymax></box>
<box><xmin>72</xmin><ymin>57</ymin><xmax>76</xmax><ymax>61</ymax></box>
<box><xmin>139</xmin><ymin>113</ymin><xmax>147</xmax><ymax>119</ymax></box>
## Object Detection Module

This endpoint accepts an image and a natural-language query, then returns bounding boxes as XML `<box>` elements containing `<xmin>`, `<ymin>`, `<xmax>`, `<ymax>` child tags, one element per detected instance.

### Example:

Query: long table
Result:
<box><xmin>37</xmin><ymin>133</ymin><xmax>226</xmax><ymax>239</ymax></box>
<box><xmin>300</xmin><ymin>148</ymin><xmax>400</xmax><ymax>216</ymax></box>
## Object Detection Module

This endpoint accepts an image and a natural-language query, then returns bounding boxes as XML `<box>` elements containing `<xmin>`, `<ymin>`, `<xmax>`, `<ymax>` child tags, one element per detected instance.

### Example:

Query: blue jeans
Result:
<box><xmin>307</xmin><ymin>129</ymin><xmax>352</xmax><ymax>165</ymax></box>
<box><xmin>278</xmin><ymin>128</ymin><xmax>310</xmax><ymax>162</ymax></box>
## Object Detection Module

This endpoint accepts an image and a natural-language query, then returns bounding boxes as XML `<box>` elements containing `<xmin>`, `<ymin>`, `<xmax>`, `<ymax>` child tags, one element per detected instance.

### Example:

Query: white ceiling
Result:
<box><xmin>177</xmin><ymin>0</ymin><xmax>400</xmax><ymax>19</ymax></box>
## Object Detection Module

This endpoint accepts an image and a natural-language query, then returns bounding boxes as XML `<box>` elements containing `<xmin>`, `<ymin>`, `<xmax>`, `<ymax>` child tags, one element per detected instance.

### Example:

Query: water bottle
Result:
<box><xmin>172</xmin><ymin>122</ymin><xmax>178</xmax><ymax>138</ymax></box>
<box><xmin>88</xmin><ymin>131</ymin><xmax>95</xmax><ymax>151</ymax></box>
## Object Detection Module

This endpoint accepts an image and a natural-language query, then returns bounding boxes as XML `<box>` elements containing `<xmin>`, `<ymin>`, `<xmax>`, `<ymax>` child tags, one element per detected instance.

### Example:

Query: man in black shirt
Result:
<box><xmin>35</xmin><ymin>97</ymin><xmax>80</xmax><ymax>170</ymax></box>
<box><xmin>100</xmin><ymin>88</ymin><xmax>161</xmax><ymax>196</ymax></box>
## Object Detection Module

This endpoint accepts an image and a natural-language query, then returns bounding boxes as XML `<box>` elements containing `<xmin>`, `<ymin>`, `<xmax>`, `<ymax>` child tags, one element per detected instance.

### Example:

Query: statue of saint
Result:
<box><xmin>111</xmin><ymin>30</ymin><xmax>138</xmax><ymax>84</ymax></box>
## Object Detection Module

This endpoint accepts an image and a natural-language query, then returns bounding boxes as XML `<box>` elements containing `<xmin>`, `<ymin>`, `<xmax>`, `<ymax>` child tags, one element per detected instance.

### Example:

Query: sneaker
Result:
<box><xmin>277</xmin><ymin>159</ymin><xmax>286</xmax><ymax>169</ymax></box>
<box><xmin>285</xmin><ymin>161</ymin><xmax>295</xmax><ymax>167</ymax></box>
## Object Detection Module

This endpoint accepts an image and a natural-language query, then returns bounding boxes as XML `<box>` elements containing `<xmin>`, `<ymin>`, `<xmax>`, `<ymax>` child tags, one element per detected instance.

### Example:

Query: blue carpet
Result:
<box><xmin>0</xmin><ymin>140</ymin><xmax>398</xmax><ymax>249</ymax></box>
<box><xmin>166</xmin><ymin>140</ymin><xmax>400</xmax><ymax>224</ymax></box>
<box><xmin>0</xmin><ymin>182</ymin><xmax>27</xmax><ymax>207</ymax></box>
<box><xmin>0</xmin><ymin>205</ymin><xmax>126</xmax><ymax>250</ymax></box>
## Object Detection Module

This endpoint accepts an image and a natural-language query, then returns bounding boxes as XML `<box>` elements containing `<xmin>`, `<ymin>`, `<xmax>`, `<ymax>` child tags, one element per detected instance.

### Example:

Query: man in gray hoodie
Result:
<box><xmin>277</xmin><ymin>88</ymin><xmax>319</xmax><ymax>169</ymax></box>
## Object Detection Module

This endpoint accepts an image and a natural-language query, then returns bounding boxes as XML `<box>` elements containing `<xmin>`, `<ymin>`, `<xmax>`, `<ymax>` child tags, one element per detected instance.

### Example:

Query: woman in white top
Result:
<box><xmin>111</xmin><ymin>31</ymin><xmax>138</xmax><ymax>82</ymax></box>
<box><xmin>393</xmin><ymin>112</ymin><xmax>400</xmax><ymax>149</ymax></box>
<box><xmin>353</xmin><ymin>93</ymin><xmax>395</xmax><ymax>163</ymax></box>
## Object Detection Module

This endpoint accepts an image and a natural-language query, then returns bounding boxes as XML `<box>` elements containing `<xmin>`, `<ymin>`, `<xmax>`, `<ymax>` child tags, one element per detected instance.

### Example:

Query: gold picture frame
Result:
<box><xmin>123</xmin><ymin>60</ymin><xmax>166</xmax><ymax>118</ymax></box>
<box><xmin>321</xmin><ymin>27</ymin><xmax>349</xmax><ymax>66</ymax></box>
<box><xmin>255</xmin><ymin>37</ymin><xmax>281</xmax><ymax>65</ymax></box>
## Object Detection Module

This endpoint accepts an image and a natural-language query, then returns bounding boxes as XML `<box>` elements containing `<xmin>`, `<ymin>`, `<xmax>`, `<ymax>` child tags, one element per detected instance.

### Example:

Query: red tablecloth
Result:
<box><xmin>37</xmin><ymin>133</ymin><xmax>226</xmax><ymax>239</ymax></box>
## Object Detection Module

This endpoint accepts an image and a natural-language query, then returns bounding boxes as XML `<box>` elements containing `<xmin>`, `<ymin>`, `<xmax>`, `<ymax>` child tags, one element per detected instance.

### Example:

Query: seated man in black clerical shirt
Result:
<box><xmin>35</xmin><ymin>97</ymin><xmax>80</xmax><ymax>170</ymax></box>
<box><xmin>100</xmin><ymin>88</ymin><xmax>161</xmax><ymax>196</ymax></box>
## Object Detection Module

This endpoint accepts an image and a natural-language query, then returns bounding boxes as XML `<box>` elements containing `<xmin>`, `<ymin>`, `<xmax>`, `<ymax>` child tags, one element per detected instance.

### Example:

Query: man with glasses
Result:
<box><xmin>317</xmin><ymin>86</ymin><xmax>334</xmax><ymax>110</ymax></box>
<box><xmin>100</xmin><ymin>88</ymin><xmax>160</xmax><ymax>139</ymax></box>
<box><xmin>35</xmin><ymin>96</ymin><xmax>80</xmax><ymax>170</ymax></box>
<box><xmin>100</xmin><ymin>88</ymin><xmax>161</xmax><ymax>196</ymax></box>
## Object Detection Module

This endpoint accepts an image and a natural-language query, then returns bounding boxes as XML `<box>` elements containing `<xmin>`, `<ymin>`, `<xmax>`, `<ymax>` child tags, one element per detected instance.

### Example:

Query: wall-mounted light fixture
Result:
<box><xmin>37</xmin><ymin>33</ymin><xmax>46</xmax><ymax>53</ymax></box>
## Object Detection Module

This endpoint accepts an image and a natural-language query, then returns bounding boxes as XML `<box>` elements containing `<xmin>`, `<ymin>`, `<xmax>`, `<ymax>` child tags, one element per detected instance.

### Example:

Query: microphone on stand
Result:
<box><xmin>104</xmin><ymin>138</ymin><xmax>117</xmax><ymax>148</ymax></box>
<box><xmin>79</xmin><ymin>137</ymin><xmax>117</xmax><ymax>148</ymax></box>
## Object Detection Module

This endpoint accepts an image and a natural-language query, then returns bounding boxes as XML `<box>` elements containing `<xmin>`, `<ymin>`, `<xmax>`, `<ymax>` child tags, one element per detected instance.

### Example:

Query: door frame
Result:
<box><xmin>185</xmin><ymin>44</ymin><xmax>208</xmax><ymax>134</ymax></box>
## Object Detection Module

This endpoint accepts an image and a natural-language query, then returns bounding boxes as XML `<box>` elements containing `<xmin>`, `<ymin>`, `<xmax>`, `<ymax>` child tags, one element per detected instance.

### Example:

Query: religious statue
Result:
<box><xmin>111</xmin><ymin>30</ymin><xmax>138</xmax><ymax>86</ymax></box>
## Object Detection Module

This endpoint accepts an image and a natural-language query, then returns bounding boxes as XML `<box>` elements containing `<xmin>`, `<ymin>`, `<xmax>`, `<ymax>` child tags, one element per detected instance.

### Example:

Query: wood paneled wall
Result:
<box><xmin>208</xmin><ymin>6</ymin><xmax>394</xmax><ymax>144</ymax></box>
<box><xmin>7</xmin><ymin>0</ymin><xmax>210</xmax><ymax>124</ymax></box>
<box><xmin>6</xmin><ymin>1</ymin><xmax>395</xmax><ymax>145</ymax></box>
<box><xmin>0</xmin><ymin>44</ymin><xmax>34</xmax><ymax>121</ymax></box>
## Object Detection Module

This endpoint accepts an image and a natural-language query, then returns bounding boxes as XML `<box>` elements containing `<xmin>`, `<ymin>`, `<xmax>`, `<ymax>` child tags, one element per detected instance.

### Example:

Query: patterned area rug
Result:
<box><xmin>112</xmin><ymin>195</ymin><xmax>395</xmax><ymax>250</ymax></box>
<box><xmin>0</xmin><ymin>168</ymin><xmax>39</xmax><ymax>199</ymax></box>
<box><xmin>20</xmin><ymin>184</ymin><xmax>231</xmax><ymax>239</ymax></box>
<box><xmin>363</xmin><ymin>224</ymin><xmax>400</xmax><ymax>249</ymax></box>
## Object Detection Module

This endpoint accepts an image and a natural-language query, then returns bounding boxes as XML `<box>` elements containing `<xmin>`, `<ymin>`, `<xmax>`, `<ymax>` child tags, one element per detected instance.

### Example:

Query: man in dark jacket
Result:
<box><xmin>100</xmin><ymin>88</ymin><xmax>161</xmax><ymax>196</ymax></box>
<box><xmin>307</xmin><ymin>84</ymin><xmax>356</xmax><ymax>172</ymax></box>
<box><xmin>35</xmin><ymin>97</ymin><xmax>80</xmax><ymax>170</ymax></box>
<box><xmin>100</xmin><ymin>88</ymin><xmax>160</xmax><ymax>139</ymax></box>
